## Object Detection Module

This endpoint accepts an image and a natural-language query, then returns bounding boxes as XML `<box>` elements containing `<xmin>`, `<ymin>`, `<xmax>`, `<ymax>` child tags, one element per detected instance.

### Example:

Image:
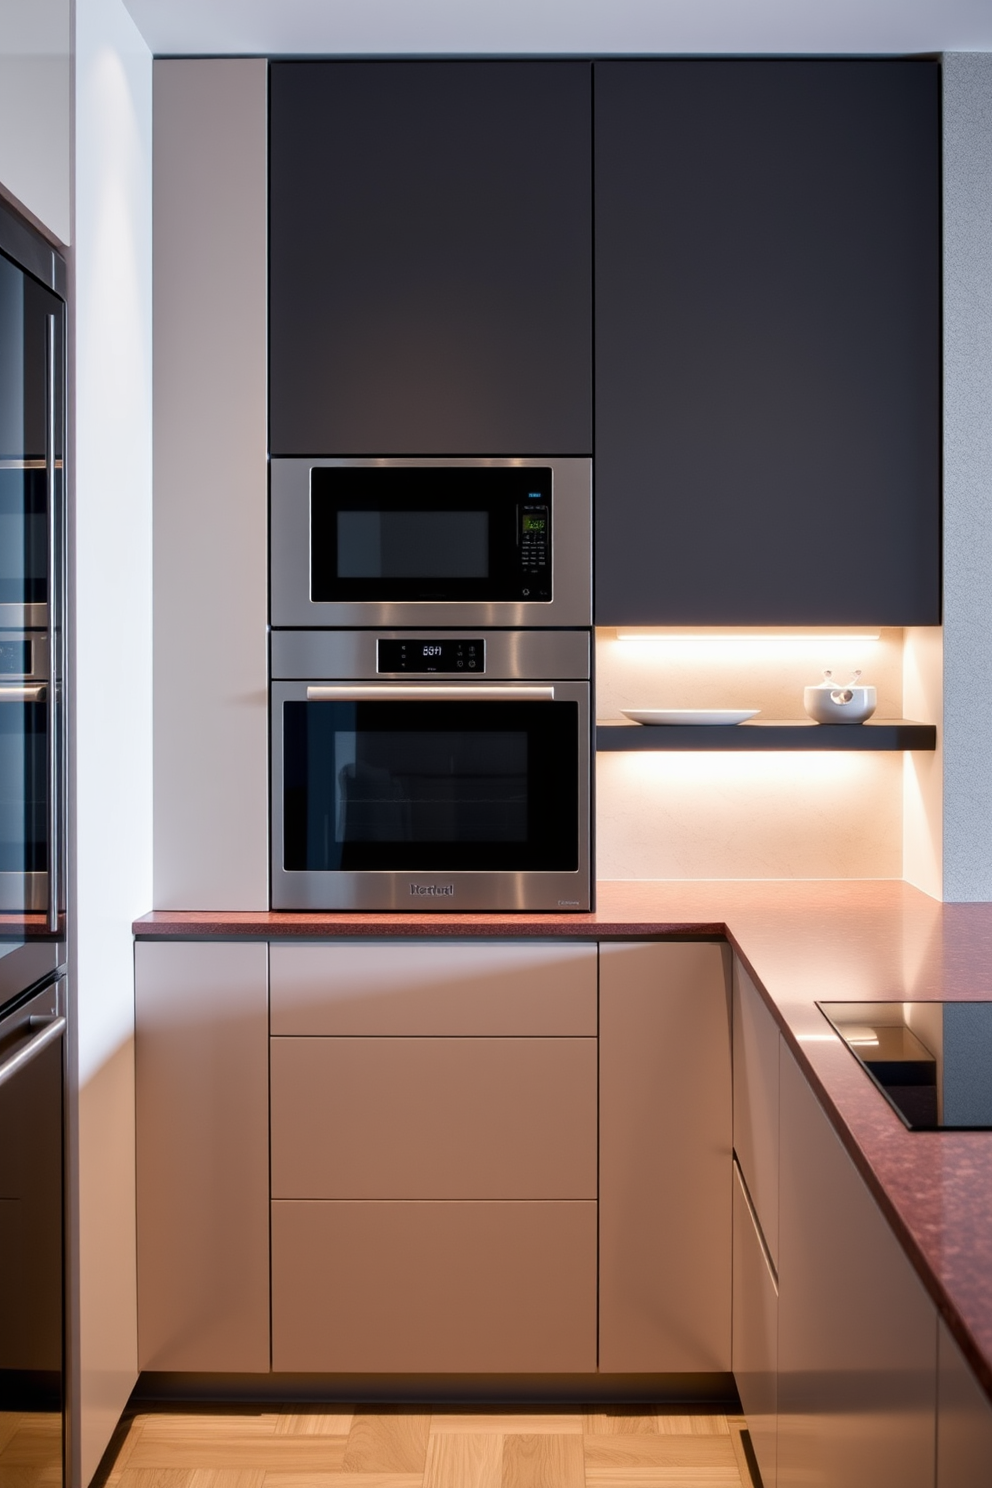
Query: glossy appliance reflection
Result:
<box><xmin>819</xmin><ymin>1001</ymin><xmax>992</xmax><ymax>1129</ymax></box>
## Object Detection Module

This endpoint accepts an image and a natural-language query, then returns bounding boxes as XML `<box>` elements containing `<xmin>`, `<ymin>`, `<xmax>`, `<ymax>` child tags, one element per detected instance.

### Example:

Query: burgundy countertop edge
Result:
<box><xmin>130</xmin><ymin>882</ymin><xmax>992</xmax><ymax>1405</ymax></box>
<box><xmin>131</xmin><ymin>911</ymin><xmax>728</xmax><ymax>939</ymax></box>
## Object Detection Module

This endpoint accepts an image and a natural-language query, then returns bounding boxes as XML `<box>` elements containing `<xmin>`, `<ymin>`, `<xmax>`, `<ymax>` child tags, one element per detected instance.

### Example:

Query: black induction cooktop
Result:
<box><xmin>817</xmin><ymin>1001</ymin><xmax>992</xmax><ymax>1131</ymax></box>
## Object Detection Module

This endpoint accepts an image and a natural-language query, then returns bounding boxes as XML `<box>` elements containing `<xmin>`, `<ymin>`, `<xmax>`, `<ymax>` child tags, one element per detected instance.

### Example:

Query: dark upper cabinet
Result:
<box><xmin>269</xmin><ymin>61</ymin><xmax>593</xmax><ymax>456</ymax></box>
<box><xmin>594</xmin><ymin>59</ymin><xmax>941</xmax><ymax>625</ymax></box>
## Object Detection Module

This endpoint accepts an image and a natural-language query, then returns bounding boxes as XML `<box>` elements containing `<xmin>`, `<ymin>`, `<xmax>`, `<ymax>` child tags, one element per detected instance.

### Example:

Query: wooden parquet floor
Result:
<box><xmin>97</xmin><ymin>1406</ymin><xmax>756</xmax><ymax>1488</ymax></box>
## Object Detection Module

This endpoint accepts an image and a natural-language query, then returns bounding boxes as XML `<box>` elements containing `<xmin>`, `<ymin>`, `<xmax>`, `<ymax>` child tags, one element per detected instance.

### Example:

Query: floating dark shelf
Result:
<box><xmin>596</xmin><ymin>721</ymin><xmax>937</xmax><ymax>752</ymax></box>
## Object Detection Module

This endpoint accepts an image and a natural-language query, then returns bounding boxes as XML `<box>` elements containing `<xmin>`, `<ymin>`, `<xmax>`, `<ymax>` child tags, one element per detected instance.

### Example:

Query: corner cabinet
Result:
<box><xmin>268</xmin><ymin>60</ymin><xmax>593</xmax><ymax>456</ymax></box>
<box><xmin>134</xmin><ymin>935</ymin><xmax>737</xmax><ymax>1380</ymax></box>
<box><xmin>594</xmin><ymin>59</ymin><xmax>941</xmax><ymax>626</ymax></box>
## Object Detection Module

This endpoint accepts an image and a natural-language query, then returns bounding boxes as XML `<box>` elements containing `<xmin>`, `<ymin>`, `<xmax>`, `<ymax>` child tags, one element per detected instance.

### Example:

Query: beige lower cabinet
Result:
<box><xmin>777</xmin><ymin>1047</ymin><xmax>937</xmax><ymax>1488</ymax></box>
<box><xmin>269</xmin><ymin>939</ymin><xmax>599</xmax><ymax>1372</ymax></box>
<box><xmin>733</xmin><ymin>1161</ymin><xmax>778</xmax><ymax>1488</ymax></box>
<box><xmin>599</xmin><ymin>940</ymin><xmax>733</xmax><ymax>1372</ymax></box>
<box><xmin>937</xmin><ymin>1318</ymin><xmax>992</xmax><ymax>1486</ymax></box>
<box><xmin>134</xmin><ymin>940</ymin><xmax>270</xmax><ymax>1371</ymax></box>
<box><xmin>271</xmin><ymin>1199</ymin><xmax>598</xmax><ymax>1372</ymax></box>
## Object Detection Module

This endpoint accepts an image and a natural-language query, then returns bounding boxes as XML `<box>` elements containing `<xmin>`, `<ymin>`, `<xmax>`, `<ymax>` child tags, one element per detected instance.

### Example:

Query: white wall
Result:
<box><xmin>71</xmin><ymin>0</ymin><xmax>153</xmax><ymax>1481</ymax></box>
<box><xmin>0</xmin><ymin>0</ymin><xmax>70</xmax><ymax>242</ymax></box>
<box><xmin>942</xmin><ymin>52</ymin><xmax>992</xmax><ymax>902</ymax></box>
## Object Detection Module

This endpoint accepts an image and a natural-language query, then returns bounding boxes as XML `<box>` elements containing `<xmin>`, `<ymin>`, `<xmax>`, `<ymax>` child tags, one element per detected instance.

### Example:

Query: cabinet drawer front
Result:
<box><xmin>271</xmin><ymin>1199</ymin><xmax>598</xmax><ymax>1372</ymax></box>
<box><xmin>733</xmin><ymin>1163</ymin><xmax>778</xmax><ymax>1488</ymax></box>
<box><xmin>271</xmin><ymin>1037</ymin><xmax>597</xmax><ymax>1199</ymax></box>
<box><xmin>270</xmin><ymin>942</ymin><xmax>598</xmax><ymax>1036</ymax></box>
<box><xmin>733</xmin><ymin>958</ymin><xmax>781</xmax><ymax>1268</ymax></box>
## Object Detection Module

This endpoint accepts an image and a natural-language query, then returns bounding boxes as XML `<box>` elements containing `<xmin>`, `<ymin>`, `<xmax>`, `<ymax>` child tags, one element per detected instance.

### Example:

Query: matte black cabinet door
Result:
<box><xmin>270</xmin><ymin>61</ymin><xmax>592</xmax><ymax>456</ymax></box>
<box><xmin>594</xmin><ymin>60</ymin><xmax>941</xmax><ymax>625</ymax></box>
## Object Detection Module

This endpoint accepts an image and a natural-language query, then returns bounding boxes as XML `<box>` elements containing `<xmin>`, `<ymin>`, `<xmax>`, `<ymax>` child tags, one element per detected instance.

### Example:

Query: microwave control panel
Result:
<box><xmin>377</xmin><ymin>638</ymin><xmax>485</xmax><ymax>674</ymax></box>
<box><xmin>518</xmin><ymin>498</ymin><xmax>551</xmax><ymax>598</ymax></box>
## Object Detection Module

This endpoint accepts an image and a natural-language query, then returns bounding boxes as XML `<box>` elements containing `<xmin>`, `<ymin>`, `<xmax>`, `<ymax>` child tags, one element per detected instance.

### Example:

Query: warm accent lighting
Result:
<box><xmin>614</xmin><ymin>628</ymin><xmax>882</xmax><ymax>643</ymax></box>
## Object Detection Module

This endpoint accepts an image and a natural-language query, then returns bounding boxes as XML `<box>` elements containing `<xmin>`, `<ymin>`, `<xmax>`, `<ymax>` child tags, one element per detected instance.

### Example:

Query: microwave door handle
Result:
<box><xmin>0</xmin><ymin>684</ymin><xmax>47</xmax><ymax>702</ymax></box>
<box><xmin>45</xmin><ymin>313</ymin><xmax>59</xmax><ymax>933</ymax></box>
<box><xmin>304</xmin><ymin>685</ymin><xmax>557</xmax><ymax>702</ymax></box>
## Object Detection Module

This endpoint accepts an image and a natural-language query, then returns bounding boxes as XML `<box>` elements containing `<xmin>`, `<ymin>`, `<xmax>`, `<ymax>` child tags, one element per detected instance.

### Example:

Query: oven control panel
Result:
<box><xmin>377</xmin><ymin>638</ymin><xmax>485</xmax><ymax>673</ymax></box>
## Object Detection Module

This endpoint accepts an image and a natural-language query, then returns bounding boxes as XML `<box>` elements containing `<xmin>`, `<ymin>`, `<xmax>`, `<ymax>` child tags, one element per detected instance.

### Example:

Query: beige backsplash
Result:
<box><xmin>595</xmin><ymin>628</ymin><xmax>907</xmax><ymax>880</ymax></box>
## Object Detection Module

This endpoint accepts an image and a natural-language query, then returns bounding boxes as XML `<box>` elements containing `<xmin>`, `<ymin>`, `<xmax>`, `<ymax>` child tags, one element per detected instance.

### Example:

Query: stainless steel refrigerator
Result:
<box><xmin>0</xmin><ymin>193</ymin><xmax>68</xmax><ymax>1488</ymax></box>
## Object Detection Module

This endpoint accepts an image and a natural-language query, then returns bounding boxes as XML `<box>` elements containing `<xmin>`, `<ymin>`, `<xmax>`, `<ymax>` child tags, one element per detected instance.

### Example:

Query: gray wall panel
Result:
<box><xmin>152</xmin><ymin>58</ymin><xmax>268</xmax><ymax>909</ymax></box>
<box><xmin>943</xmin><ymin>54</ymin><xmax>992</xmax><ymax>901</ymax></box>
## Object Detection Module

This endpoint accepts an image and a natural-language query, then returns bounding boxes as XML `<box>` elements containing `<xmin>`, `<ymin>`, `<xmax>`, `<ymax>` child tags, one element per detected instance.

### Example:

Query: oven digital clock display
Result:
<box><xmin>377</xmin><ymin>638</ymin><xmax>485</xmax><ymax>673</ymax></box>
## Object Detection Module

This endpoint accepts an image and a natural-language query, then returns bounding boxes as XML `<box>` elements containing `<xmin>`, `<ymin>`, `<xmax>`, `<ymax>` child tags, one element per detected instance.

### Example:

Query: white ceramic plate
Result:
<box><xmin>621</xmin><ymin>708</ymin><xmax>760</xmax><ymax>726</ymax></box>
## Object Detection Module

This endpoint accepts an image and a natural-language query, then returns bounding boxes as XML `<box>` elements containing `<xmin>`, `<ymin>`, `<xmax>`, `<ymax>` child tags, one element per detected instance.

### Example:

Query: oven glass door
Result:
<box><xmin>309</xmin><ymin>465</ymin><xmax>552</xmax><ymax>605</ymax></box>
<box><xmin>281</xmin><ymin>695</ymin><xmax>578</xmax><ymax>873</ymax></box>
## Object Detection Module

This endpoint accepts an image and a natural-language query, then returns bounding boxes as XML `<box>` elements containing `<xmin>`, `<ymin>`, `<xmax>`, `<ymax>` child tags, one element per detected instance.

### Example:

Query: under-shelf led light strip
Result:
<box><xmin>614</xmin><ymin>628</ymin><xmax>882</xmax><ymax>643</ymax></box>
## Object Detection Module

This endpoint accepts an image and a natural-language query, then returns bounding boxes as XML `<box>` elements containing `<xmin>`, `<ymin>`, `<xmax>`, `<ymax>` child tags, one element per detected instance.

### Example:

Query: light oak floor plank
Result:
<box><xmin>423</xmin><ymin>1431</ymin><xmax>502</xmax><ymax>1488</ymax></box>
<box><xmin>585</xmin><ymin>1476</ymin><xmax>743</xmax><ymax>1487</ymax></box>
<box><xmin>431</xmin><ymin>1413</ymin><xmax>582</xmax><ymax>1435</ymax></box>
<box><xmin>112</xmin><ymin>1472</ymin><xmax>193</xmax><ymax>1488</ymax></box>
<box><xmin>584</xmin><ymin>1435</ymin><xmax>740</xmax><ymax>1470</ymax></box>
<box><xmin>656</xmin><ymin>1414</ymin><xmax>730</xmax><ymax>1437</ymax></box>
<box><xmin>272</xmin><ymin>1408</ymin><xmax>354</xmax><ymax>1437</ymax></box>
<box><xmin>128</xmin><ymin>1439</ymin><xmax>349</xmax><ymax>1470</ymax></box>
<box><xmin>264</xmin><ymin>1476</ymin><xmax>422</xmax><ymax>1488</ymax></box>
<box><xmin>583</xmin><ymin>1411</ymin><xmax>659</xmax><ymax>1435</ymax></box>
<box><xmin>138</xmin><ymin>1417</ymin><xmax>279</xmax><ymax>1441</ymax></box>
<box><xmin>502</xmin><ymin>1433</ymin><xmax>585</xmax><ymax>1488</ymax></box>
<box><xmin>343</xmin><ymin>1411</ymin><xmax>431</xmax><ymax>1474</ymax></box>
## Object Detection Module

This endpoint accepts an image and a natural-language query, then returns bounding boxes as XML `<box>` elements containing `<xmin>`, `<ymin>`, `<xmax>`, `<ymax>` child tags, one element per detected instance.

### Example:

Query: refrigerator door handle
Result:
<box><xmin>45</xmin><ymin>313</ymin><xmax>59</xmax><ymax>933</ymax></box>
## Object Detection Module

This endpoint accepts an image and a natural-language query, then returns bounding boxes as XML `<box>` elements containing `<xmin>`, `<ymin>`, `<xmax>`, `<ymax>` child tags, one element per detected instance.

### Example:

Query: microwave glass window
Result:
<box><xmin>337</xmin><ymin>510</ymin><xmax>489</xmax><ymax>579</ymax></box>
<box><xmin>282</xmin><ymin>698</ymin><xmax>577</xmax><ymax>872</ymax></box>
<box><xmin>310</xmin><ymin>465</ymin><xmax>552</xmax><ymax>603</ymax></box>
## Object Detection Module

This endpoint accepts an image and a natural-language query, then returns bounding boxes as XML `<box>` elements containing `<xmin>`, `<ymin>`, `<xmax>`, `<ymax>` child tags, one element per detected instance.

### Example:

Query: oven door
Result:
<box><xmin>271</xmin><ymin>680</ymin><xmax>590</xmax><ymax>911</ymax></box>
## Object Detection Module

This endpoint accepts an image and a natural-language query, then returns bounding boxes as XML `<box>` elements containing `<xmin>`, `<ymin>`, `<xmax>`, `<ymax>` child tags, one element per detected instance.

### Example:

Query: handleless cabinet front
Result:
<box><xmin>271</xmin><ymin>1036</ymin><xmax>597</xmax><ymax>1199</ymax></box>
<box><xmin>599</xmin><ymin>939</ymin><xmax>733</xmax><ymax>1373</ymax></box>
<box><xmin>269</xmin><ymin>60</ymin><xmax>593</xmax><ymax>455</ymax></box>
<box><xmin>269</xmin><ymin>939</ymin><xmax>598</xmax><ymax>1373</ymax></box>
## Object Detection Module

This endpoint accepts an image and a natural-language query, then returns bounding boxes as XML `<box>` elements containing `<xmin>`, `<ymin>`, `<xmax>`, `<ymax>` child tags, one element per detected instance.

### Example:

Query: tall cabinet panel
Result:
<box><xmin>135</xmin><ymin>941</ymin><xmax>270</xmax><ymax>1372</ymax></box>
<box><xmin>594</xmin><ymin>59</ymin><xmax>940</xmax><ymax>625</ymax></box>
<box><xmin>269</xmin><ymin>61</ymin><xmax>593</xmax><ymax>455</ymax></box>
<box><xmin>599</xmin><ymin>940</ymin><xmax>733</xmax><ymax>1372</ymax></box>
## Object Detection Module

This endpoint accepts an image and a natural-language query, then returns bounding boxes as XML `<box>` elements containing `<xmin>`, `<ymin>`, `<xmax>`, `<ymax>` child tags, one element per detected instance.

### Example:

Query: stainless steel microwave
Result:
<box><xmin>270</xmin><ymin>456</ymin><xmax>592</xmax><ymax>628</ymax></box>
<box><xmin>270</xmin><ymin>628</ymin><xmax>591</xmax><ymax>912</ymax></box>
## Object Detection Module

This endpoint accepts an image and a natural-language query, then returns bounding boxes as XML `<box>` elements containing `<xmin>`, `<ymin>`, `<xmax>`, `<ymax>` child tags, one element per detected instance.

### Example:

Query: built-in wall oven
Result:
<box><xmin>270</xmin><ymin>456</ymin><xmax>591</xmax><ymax>628</ymax></box>
<box><xmin>270</xmin><ymin>629</ymin><xmax>591</xmax><ymax>911</ymax></box>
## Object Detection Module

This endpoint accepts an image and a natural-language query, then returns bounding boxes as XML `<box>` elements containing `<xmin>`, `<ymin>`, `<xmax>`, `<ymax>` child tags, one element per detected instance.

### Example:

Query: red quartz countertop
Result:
<box><xmin>134</xmin><ymin>879</ymin><xmax>992</xmax><ymax>1401</ymax></box>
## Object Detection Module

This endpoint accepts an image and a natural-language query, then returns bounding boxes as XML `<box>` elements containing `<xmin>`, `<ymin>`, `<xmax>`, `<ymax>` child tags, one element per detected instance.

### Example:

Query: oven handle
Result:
<box><xmin>0</xmin><ymin>1015</ymin><xmax>65</xmax><ymax>1091</ymax></box>
<box><xmin>305</xmin><ymin>685</ymin><xmax>557</xmax><ymax>702</ymax></box>
<box><xmin>0</xmin><ymin>684</ymin><xmax>47</xmax><ymax>702</ymax></box>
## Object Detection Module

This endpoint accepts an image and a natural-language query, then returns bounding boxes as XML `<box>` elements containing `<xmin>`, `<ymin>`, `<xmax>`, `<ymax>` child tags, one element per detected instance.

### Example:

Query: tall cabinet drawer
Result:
<box><xmin>270</xmin><ymin>1036</ymin><xmax>597</xmax><ymax>1199</ymax></box>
